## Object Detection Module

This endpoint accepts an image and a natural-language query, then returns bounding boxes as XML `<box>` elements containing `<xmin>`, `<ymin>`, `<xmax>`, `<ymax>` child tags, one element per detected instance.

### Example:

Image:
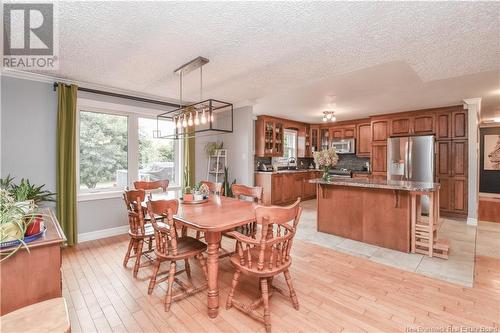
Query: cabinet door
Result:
<box><xmin>391</xmin><ymin>118</ymin><xmax>411</xmax><ymax>136</ymax></box>
<box><xmin>297</xmin><ymin>125</ymin><xmax>306</xmax><ymax>158</ymax></box>
<box><xmin>331</xmin><ymin>128</ymin><xmax>343</xmax><ymax>139</ymax></box>
<box><xmin>343</xmin><ymin>126</ymin><xmax>355</xmax><ymax>138</ymax></box>
<box><xmin>271</xmin><ymin>174</ymin><xmax>283</xmax><ymax>204</ymax></box>
<box><xmin>414</xmin><ymin>114</ymin><xmax>434</xmax><ymax>134</ymax></box>
<box><xmin>273</xmin><ymin>122</ymin><xmax>284</xmax><ymax>157</ymax></box>
<box><xmin>371</xmin><ymin>144</ymin><xmax>387</xmax><ymax>173</ymax></box>
<box><xmin>452</xmin><ymin>110</ymin><xmax>467</xmax><ymax>139</ymax></box>
<box><xmin>320</xmin><ymin>129</ymin><xmax>330</xmax><ymax>150</ymax></box>
<box><xmin>293</xmin><ymin>174</ymin><xmax>305</xmax><ymax>200</ymax></box>
<box><xmin>436</xmin><ymin>111</ymin><xmax>451</xmax><ymax>140</ymax></box>
<box><xmin>310</xmin><ymin>127</ymin><xmax>319</xmax><ymax>154</ymax></box>
<box><xmin>436</xmin><ymin>141</ymin><xmax>451</xmax><ymax>177</ymax></box>
<box><xmin>357</xmin><ymin>123</ymin><xmax>371</xmax><ymax>156</ymax></box>
<box><xmin>282</xmin><ymin>175</ymin><xmax>295</xmax><ymax>203</ymax></box>
<box><xmin>437</xmin><ymin>177</ymin><xmax>452</xmax><ymax>212</ymax></box>
<box><xmin>372</xmin><ymin>120</ymin><xmax>389</xmax><ymax>143</ymax></box>
<box><xmin>451</xmin><ymin>178</ymin><xmax>467</xmax><ymax>214</ymax></box>
<box><xmin>452</xmin><ymin>140</ymin><xmax>467</xmax><ymax>177</ymax></box>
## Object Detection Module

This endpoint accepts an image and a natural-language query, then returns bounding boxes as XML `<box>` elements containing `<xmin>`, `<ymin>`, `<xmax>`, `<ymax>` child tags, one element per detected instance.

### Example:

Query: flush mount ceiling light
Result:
<box><xmin>155</xmin><ymin>56</ymin><xmax>233</xmax><ymax>139</ymax></box>
<box><xmin>322</xmin><ymin>111</ymin><xmax>336</xmax><ymax>122</ymax></box>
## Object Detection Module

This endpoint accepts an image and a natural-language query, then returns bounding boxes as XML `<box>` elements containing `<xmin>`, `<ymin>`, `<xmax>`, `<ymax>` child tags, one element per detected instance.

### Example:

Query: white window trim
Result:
<box><xmin>76</xmin><ymin>101</ymin><xmax>182</xmax><ymax>201</ymax></box>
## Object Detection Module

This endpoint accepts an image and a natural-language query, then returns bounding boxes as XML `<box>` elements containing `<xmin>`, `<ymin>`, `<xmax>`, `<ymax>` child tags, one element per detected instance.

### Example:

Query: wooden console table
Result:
<box><xmin>0</xmin><ymin>208</ymin><xmax>66</xmax><ymax>315</ymax></box>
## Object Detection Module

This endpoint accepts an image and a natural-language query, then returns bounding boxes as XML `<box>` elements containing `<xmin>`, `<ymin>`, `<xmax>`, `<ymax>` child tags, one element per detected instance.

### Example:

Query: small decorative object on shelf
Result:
<box><xmin>313</xmin><ymin>147</ymin><xmax>339</xmax><ymax>181</ymax></box>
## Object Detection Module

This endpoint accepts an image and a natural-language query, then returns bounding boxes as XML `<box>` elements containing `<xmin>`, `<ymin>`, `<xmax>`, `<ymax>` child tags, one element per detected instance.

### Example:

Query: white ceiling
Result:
<box><xmin>32</xmin><ymin>1</ymin><xmax>500</xmax><ymax>121</ymax></box>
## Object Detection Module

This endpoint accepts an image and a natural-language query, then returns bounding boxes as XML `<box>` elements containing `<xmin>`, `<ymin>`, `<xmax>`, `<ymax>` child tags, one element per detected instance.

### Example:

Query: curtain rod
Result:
<box><xmin>53</xmin><ymin>82</ymin><xmax>180</xmax><ymax>108</ymax></box>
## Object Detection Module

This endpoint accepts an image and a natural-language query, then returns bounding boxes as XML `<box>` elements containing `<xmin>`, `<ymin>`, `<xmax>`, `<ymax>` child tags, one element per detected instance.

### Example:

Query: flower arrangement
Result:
<box><xmin>313</xmin><ymin>147</ymin><xmax>339</xmax><ymax>181</ymax></box>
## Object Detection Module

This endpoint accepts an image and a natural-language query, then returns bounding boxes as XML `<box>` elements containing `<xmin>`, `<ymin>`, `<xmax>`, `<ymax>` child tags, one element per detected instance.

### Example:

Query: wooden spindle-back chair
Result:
<box><xmin>146</xmin><ymin>199</ymin><xmax>208</xmax><ymax>312</ymax></box>
<box><xmin>225</xmin><ymin>198</ymin><xmax>302</xmax><ymax>333</ymax></box>
<box><xmin>200</xmin><ymin>180</ymin><xmax>224</xmax><ymax>196</ymax></box>
<box><xmin>134</xmin><ymin>179</ymin><xmax>169</xmax><ymax>192</ymax></box>
<box><xmin>123</xmin><ymin>189</ymin><xmax>155</xmax><ymax>277</ymax></box>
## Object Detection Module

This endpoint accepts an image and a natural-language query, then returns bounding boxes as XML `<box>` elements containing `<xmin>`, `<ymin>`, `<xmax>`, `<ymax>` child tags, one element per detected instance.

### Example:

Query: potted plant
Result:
<box><xmin>0</xmin><ymin>189</ymin><xmax>39</xmax><ymax>261</ymax></box>
<box><xmin>183</xmin><ymin>187</ymin><xmax>194</xmax><ymax>201</ymax></box>
<box><xmin>313</xmin><ymin>147</ymin><xmax>339</xmax><ymax>181</ymax></box>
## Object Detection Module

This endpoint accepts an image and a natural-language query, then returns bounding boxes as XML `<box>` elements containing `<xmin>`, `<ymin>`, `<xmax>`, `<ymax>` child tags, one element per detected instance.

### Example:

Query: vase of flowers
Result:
<box><xmin>313</xmin><ymin>147</ymin><xmax>339</xmax><ymax>181</ymax></box>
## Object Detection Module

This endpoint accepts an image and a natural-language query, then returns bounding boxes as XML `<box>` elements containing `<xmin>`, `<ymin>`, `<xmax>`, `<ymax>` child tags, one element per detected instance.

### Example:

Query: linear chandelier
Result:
<box><xmin>155</xmin><ymin>57</ymin><xmax>233</xmax><ymax>139</ymax></box>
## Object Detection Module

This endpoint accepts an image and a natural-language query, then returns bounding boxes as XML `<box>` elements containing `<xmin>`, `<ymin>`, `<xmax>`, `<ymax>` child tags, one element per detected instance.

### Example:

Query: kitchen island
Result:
<box><xmin>310</xmin><ymin>178</ymin><xmax>444</xmax><ymax>255</ymax></box>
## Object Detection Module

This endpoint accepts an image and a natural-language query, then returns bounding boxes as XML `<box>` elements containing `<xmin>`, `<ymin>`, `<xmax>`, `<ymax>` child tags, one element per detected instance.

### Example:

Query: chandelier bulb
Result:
<box><xmin>182</xmin><ymin>114</ymin><xmax>188</xmax><ymax>128</ymax></box>
<box><xmin>210</xmin><ymin>112</ymin><xmax>215</xmax><ymax>123</ymax></box>
<box><xmin>201</xmin><ymin>109</ymin><xmax>207</xmax><ymax>124</ymax></box>
<box><xmin>194</xmin><ymin>111</ymin><xmax>200</xmax><ymax>125</ymax></box>
<box><xmin>322</xmin><ymin>116</ymin><xmax>327</xmax><ymax>122</ymax></box>
<box><xmin>188</xmin><ymin>113</ymin><xmax>194</xmax><ymax>126</ymax></box>
<box><xmin>331</xmin><ymin>115</ymin><xmax>336</xmax><ymax>122</ymax></box>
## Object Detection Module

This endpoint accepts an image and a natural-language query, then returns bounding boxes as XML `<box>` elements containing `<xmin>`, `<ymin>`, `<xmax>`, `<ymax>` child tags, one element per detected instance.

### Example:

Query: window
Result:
<box><xmin>138</xmin><ymin>117</ymin><xmax>177</xmax><ymax>184</ymax></box>
<box><xmin>78</xmin><ymin>108</ymin><xmax>181</xmax><ymax>195</ymax></box>
<box><xmin>283</xmin><ymin>129</ymin><xmax>297</xmax><ymax>159</ymax></box>
<box><xmin>79</xmin><ymin>111</ymin><xmax>128</xmax><ymax>191</ymax></box>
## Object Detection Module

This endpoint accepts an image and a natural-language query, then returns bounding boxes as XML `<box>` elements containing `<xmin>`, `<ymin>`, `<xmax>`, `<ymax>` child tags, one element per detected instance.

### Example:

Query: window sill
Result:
<box><xmin>77</xmin><ymin>186</ymin><xmax>183</xmax><ymax>202</ymax></box>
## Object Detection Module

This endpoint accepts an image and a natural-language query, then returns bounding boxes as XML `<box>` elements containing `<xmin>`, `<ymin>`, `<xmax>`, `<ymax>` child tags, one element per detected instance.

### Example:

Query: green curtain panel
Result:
<box><xmin>183</xmin><ymin>128</ymin><xmax>196</xmax><ymax>188</ymax></box>
<box><xmin>56</xmin><ymin>83</ymin><xmax>78</xmax><ymax>245</ymax></box>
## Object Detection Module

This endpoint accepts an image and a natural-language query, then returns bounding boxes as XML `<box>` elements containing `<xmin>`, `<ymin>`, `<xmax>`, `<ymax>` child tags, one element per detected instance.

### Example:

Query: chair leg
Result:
<box><xmin>226</xmin><ymin>269</ymin><xmax>241</xmax><ymax>309</ymax></box>
<box><xmin>165</xmin><ymin>261</ymin><xmax>176</xmax><ymax>312</ymax></box>
<box><xmin>133</xmin><ymin>239</ymin><xmax>144</xmax><ymax>278</ymax></box>
<box><xmin>148</xmin><ymin>260</ymin><xmax>161</xmax><ymax>295</ymax></box>
<box><xmin>123</xmin><ymin>238</ymin><xmax>134</xmax><ymax>267</ymax></box>
<box><xmin>184</xmin><ymin>259</ymin><xmax>191</xmax><ymax>280</ymax></box>
<box><xmin>283</xmin><ymin>269</ymin><xmax>299</xmax><ymax>310</ymax></box>
<box><xmin>260</xmin><ymin>277</ymin><xmax>272</xmax><ymax>333</ymax></box>
<box><xmin>195</xmin><ymin>231</ymin><xmax>202</xmax><ymax>239</ymax></box>
<box><xmin>148</xmin><ymin>236</ymin><xmax>153</xmax><ymax>252</ymax></box>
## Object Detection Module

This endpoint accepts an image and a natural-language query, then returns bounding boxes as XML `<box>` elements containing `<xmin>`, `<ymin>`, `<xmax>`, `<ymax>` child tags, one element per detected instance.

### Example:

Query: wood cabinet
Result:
<box><xmin>310</xmin><ymin>126</ymin><xmax>320</xmax><ymax>156</ymax></box>
<box><xmin>413</xmin><ymin>114</ymin><xmax>434</xmax><ymax>134</ymax></box>
<box><xmin>436</xmin><ymin>141</ymin><xmax>451</xmax><ymax>177</ymax></box>
<box><xmin>357</xmin><ymin>122</ymin><xmax>371</xmax><ymax>157</ymax></box>
<box><xmin>320</xmin><ymin>128</ymin><xmax>330</xmax><ymax>150</ymax></box>
<box><xmin>371</xmin><ymin>144</ymin><xmax>387</xmax><ymax>174</ymax></box>
<box><xmin>0</xmin><ymin>209</ymin><xmax>65</xmax><ymax>316</ymax></box>
<box><xmin>343</xmin><ymin>126</ymin><xmax>356</xmax><ymax>138</ymax></box>
<box><xmin>436</xmin><ymin>111</ymin><xmax>452</xmax><ymax>140</ymax></box>
<box><xmin>391</xmin><ymin>117</ymin><xmax>412</xmax><ymax>136</ymax></box>
<box><xmin>255</xmin><ymin>116</ymin><xmax>284</xmax><ymax>157</ymax></box>
<box><xmin>330</xmin><ymin>128</ymin><xmax>343</xmax><ymax>139</ymax></box>
<box><xmin>452</xmin><ymin>110</ymin><xmax>467</xmax><ymax>139</ymax></box>
<box><xmin>255</xmin><ymin>171</ymin><xmax>319</xmax><ymax>205</ymax></box>
<box><xmin>372</xmin><ymin>120</ymin><xmax>389</xmax><ymax>143</ymax></box>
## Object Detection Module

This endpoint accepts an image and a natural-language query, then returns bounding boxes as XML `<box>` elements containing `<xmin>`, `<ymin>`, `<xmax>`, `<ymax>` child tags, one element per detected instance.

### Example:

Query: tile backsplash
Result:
<box><xmin>335</xmin><ymin>154</ymin><xmax>370</xmax><ymax>171</ymax></box>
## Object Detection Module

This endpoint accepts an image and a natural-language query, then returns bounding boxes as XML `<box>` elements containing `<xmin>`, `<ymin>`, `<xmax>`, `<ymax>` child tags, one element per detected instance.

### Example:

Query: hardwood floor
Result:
<box><xmin>62</xmin><ymin>234</ymin><xmax>500</xmax><ymax>333</ymax></box>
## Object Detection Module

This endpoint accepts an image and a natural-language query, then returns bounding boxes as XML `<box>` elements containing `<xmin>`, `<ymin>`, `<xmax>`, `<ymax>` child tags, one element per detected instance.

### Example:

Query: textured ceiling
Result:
<box><xmin>32</xmin><ymin>1</ymin><xmax>500</xmax><ymax>120</ymax></box>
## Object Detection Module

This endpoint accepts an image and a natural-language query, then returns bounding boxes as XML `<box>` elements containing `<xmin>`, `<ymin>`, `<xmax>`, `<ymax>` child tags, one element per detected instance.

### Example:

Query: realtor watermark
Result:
<box><xmin>2</xmin><ymin>1</ymin><xmax>59</xmax><ymax>70</ymax></box>
<box><xmin>406</xmin><ymin>326</ymin><xmax>499</xmax><ymax>333</ymax></box>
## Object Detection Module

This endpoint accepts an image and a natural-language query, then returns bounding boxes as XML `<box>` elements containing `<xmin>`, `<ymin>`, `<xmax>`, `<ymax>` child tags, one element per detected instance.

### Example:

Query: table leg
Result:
<box><xmin>205</xmin><ymin>231</ymin><xmax>222</xmax><ymax>318</ymax></box>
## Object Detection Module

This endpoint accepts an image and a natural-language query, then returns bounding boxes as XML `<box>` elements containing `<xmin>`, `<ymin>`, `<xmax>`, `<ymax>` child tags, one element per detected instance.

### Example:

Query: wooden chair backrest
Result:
<box><xmin>123</xmin><ymin>189</ymin><xmax>147</xmax><ymax>236</ymax></box>
<box><xmin>146</xmin><ymin>199</ymin><xmax>180</xmax><ymax>257</ymax></box>
<box><xmin>231</xmin><ymin>198</ymin><xmax>302</xmax><ymax>272</ymax></box>
<box><xmin>134</xmin><ymin>179</ymin><xmax>169</xmax><ymax>191</ymax></box>
<box><xmin>200</xmin><ymin>180</ymin><xmax>224</xmax><ymax>196</ymax></box>
<box><xmin>232</xmin><ymin>184</ymin><xmax>263</xmax><ymax>203</ymax></box>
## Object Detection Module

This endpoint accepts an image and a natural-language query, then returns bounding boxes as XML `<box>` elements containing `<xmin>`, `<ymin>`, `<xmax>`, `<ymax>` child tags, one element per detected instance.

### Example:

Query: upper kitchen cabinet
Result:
<box><xmin>310</xmin><ymin>125</ymin><xmax>320</xmax><ymax>156</ymax></box>
<box><xmin>436</xmin><ymin>111</ymin><xmax>452</xmax><ymax>140</ymax></box>
<box><xmin>343</xmin><ymin>125</ymin><xmax>356</xmax><ymax>138</ymax></box>
<box><xmin>371</xmin><ymin>119</ymin><xmax>389</xmax><ymax>143</ymax></box>
<box><xmin>330</xmin><ymin>128</ymin><xmax>343</xmax><ymax>140</ymax></box>
<box><xmin>356</xmin><ymin>122</ymin><xmax>371</xmax><ymax>157</ymax></box>
<box><xmin>452</xmin><ymin>110</ymin><xmax>468</xmax><ymax>139</ymax></box>
<box><xmin>390</xmin><ymin>117</ymin><xmax>412</xmax><ymax>136</ymax></box>
<box><xmin>413</xmin><ymin>114</ymin><xmax>435</xmax><ymax>134</ymax></box>
<box><xmin>320</xmin><ymin>128</ymin><xmax>330</xmax><ymax>150</ymax></box>
<box><xmin>255</xmin><ymin>116</ymin><xmax>284</xmax><ymax>157</ymax></box>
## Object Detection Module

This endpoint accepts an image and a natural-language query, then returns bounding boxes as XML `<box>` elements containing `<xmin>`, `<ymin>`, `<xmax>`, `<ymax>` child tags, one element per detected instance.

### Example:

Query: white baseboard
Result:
<box><xmin>467</xmin><ymin>217</ymin><xmax>478</xmax><ymax>226</ymax></box>
<box><xmin>78</xmin><ymin>225</ymin><xmax>129</xmax><ymax>243</ymax></box>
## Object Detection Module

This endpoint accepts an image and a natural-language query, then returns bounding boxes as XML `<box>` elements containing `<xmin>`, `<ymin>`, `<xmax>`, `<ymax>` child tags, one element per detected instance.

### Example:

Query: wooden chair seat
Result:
<box><xmin>156</xmin><ymin>236</ymin><xmax>207</xmax><ymax>260</ymax></box>
<box><xmin>128</xmin><ymin>223</ymin><xmax>155</xmax><ymax>238</ymax></box>
<box><xmin>230</xmin><ymin>246</ymin><xmax>291</xmax><ymax>277</ymax></box>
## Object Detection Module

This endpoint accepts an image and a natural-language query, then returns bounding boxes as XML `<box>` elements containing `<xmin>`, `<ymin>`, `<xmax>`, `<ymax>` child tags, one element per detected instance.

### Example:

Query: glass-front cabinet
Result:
<box><xmin>256</xmin><ymin>116</ymin><xmax>284</xmax><ymax>157</ymax></box>
<box><xmin>320</xmin><ymin>128</ymin><xmax>330</xmax><ymax>150</ymax></box>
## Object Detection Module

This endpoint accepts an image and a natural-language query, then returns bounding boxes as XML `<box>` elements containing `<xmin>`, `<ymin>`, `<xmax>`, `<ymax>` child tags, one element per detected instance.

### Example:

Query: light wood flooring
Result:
<box><xmin>62</xmin><ymin>233</ymin><xmax>500</xmax><ymax>333</ymax></box>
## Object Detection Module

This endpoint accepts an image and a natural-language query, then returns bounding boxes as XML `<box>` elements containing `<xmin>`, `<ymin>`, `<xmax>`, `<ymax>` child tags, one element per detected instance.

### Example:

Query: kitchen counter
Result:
<box><xmin>254</xmin><ymin>169</ymin><xmax>318</xmax><ymax>174</ymax></box>
<box><xmin>310</xmin><ymin>177</ymin><xmax>440</xmax><ymax>192</ymax></box>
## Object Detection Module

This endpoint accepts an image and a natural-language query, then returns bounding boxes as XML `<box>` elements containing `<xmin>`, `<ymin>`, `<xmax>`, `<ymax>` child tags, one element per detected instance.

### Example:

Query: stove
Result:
<box><xmin>329</xmin><ymin>168</ymin><xmax>352</xmax><ymax>178</ymax></box>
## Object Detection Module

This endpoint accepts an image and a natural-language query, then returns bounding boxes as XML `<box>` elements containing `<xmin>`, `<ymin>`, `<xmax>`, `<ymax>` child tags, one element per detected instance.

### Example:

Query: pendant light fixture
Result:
<box><xmin>323</xmin><ymin>111</ymin><xmax>336</xmax><ymax>122</ymax></box>
<box><xmin>156</xmin><ymin>56</ymin><xmax>233</xmax><ymax>139</ymax></box>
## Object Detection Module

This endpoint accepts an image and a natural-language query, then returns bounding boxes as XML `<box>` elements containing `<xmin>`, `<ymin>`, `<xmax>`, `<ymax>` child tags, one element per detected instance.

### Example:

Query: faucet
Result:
<box><xmin>287</xmin><ymin>157</ymin><xmax>296</xmax><ymax>170</ymax></box>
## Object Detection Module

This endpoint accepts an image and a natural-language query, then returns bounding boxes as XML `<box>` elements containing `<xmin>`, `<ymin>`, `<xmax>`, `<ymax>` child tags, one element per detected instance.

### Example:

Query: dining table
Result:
<box><xmin>147</xmin><ymin>191</ymin><xmax>257</xmax><ymax>318</ymax></box>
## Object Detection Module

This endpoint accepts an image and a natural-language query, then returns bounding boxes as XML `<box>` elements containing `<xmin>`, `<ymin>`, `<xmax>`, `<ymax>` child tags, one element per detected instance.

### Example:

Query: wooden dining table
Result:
<box><xmin>147</xmin><ymin>192</ymin><xmax>257</xmax><ymax>318</ymax></box>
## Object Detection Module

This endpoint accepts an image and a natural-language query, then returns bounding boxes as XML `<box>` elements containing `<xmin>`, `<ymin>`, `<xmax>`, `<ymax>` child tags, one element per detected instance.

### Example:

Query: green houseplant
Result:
<box><xmin>0</xmin><ymin>189</ymin><xmax>38</xmax><ymax>261</ymax></box>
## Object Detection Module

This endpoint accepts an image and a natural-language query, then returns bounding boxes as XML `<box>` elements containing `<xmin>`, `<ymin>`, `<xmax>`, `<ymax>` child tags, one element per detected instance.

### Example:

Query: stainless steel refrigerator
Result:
<box><xmin>387</xmin><ymin>135</ymin><xmax>435</xmax><ymax>213</ymax></box>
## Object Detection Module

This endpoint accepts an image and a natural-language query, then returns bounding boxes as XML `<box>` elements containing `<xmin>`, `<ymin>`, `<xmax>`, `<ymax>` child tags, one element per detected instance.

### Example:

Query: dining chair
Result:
<box><xmin>200</xmin><ymin>180</ymin><xmax>224</xmax><ymax>196</ymax></box>
<box><xmin>146</xmin><ymin>199</ymin><xmax>208</xmax><ymax>312</ymax></box>
<box><xmin>225</xmin><ymin>198</ymin><xmax>302</xmax><ymax>333</ymax></box>
<box><xmin>134</xmin><ymin>179</ymin><xmax>169</xmax><ymax>192</ymax></box>
<box><xmin>123</xmin><ymin>189</ymin><xmax>155</xmax><ymax>278</ymax></box>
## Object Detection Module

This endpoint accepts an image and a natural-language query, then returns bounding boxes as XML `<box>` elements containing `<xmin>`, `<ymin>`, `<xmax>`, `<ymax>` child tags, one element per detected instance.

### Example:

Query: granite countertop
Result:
<box><xmin>255</xmin><ymin>169</ymin><xmax>319</xmax><ymax>174</ymax></box>
<box><xmin>309</xmin><ymin>177</ymin><xmax>440</xmax><ymax>192</ymax></box>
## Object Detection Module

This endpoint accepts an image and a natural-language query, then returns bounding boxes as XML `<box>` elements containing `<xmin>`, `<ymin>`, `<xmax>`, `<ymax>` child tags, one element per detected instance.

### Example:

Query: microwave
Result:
<box><xmin>331</xmin><ymin>138</ymin><xmax>356</xmax><ymax>154</ymax></box>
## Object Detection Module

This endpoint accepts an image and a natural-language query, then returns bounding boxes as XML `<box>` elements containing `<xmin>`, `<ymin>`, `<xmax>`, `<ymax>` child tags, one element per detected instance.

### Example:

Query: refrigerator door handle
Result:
<box><xmin>408</xmin><ymin>138</ymin><xmax>413</xmax><ymax>179</ymax></box>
